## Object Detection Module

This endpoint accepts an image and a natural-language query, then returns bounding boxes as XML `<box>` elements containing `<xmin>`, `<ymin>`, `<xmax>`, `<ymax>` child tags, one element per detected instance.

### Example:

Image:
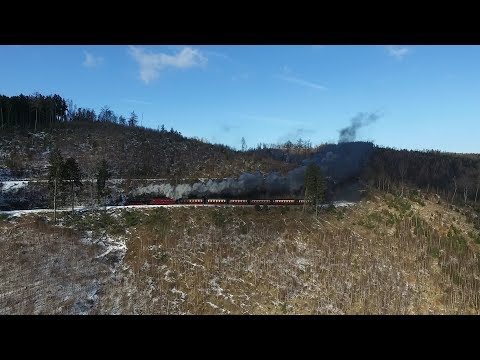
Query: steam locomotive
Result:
<box><xmin>127</xmin><ymin>198</ymin><xmax>305</xmax><ymax>206</ymax></box>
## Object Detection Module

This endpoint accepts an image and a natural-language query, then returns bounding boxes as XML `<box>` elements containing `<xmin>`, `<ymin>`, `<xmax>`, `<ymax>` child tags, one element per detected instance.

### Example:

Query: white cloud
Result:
<box><xmin>128</xmin><ymin>46</ymin><xmax>207</xmax><ymax>84</ymax></box>
<box><xmin>83</xmin><ymin>51</ymin><xmax>103</xmax><ymax>68</ymax></box>
<box><xmin>387</xmin><ymin>45</ymin><xmax>410</xmax><ymax>60</ymax></box>
<box><xmin>275</xmin><ymin>74</ymin><xmax>327</xmax><ymax>90</ymax></box>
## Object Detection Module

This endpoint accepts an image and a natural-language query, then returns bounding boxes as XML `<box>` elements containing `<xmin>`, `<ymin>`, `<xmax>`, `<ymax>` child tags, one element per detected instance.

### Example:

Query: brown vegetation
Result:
<box><xmin>0</xmin><ymin>122</ymin><xmax>293</xmax><ymax>181</ymax></box>
<box><xmin>2</xmin><ymin>189</ymin><xmax>480</xmax><ymax>314</ymax></box>
<box><xmin>0</xmin><ymin>215</ymin><xmax>112</xmax><ymax>314</ymax></box>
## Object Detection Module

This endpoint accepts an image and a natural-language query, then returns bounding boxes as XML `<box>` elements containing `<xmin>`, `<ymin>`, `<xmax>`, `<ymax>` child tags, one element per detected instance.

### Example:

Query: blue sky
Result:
<box><xmin>0</xmin><ymin>45</ymin><xmax>479</xmax><ymax>153</ymax></box>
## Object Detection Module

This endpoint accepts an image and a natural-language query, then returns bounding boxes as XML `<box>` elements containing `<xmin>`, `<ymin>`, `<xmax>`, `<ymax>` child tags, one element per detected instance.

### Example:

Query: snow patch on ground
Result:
<box><xmin>80</xmin><ymin>231</ymin><xmax>94</xmax><ymax>244</ymax></box>
<box><xmin>294</xmin><ymin>257</ymin><xmax>311</xmax><ymax>272</ymax></box>
<box><xmin>0</xmin><ymin>206</ymin><xmax>87</xmax><ymax>217</ymax></box>
<box><xmin>209</xmin><ymin>277</ymin><xmax>224</xmax><ymax>297</ymax></box>
<box><xmin>0</xmin><ymin>200</ymin><xmax>359</xmax><ymax>217</ymax></box>
<box><xmin>332</xmin><ymin>201</ymin><xmax>356</xmax><ymax>207</ymax></box>
<box><xmin>1</xmin><ymin>181</ymin><xmax>29</xmax><ymax>191</ymax></box>
<box><xmin>95</xmin><ymin>235</ymin><xmax>127</xmax><ymax>270</ymax></box>
<box><xmin>206</xmin><ymin>301</ymin><xmax>219</xmax><ymax>309</ymax></box>
<box><xmin>171</xmin><ymin>288</ymin><xmax>187</xmax><ymax>301</ymax></box>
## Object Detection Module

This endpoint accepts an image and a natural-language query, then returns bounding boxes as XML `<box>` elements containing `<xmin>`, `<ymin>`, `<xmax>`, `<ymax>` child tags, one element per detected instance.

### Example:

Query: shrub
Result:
<box><xmin>124</xmin><ymin>210</ymin><xmax>141</xmax><ymax>227</ymax></box>
<box><xmin>211</xmin><ymin>211</ymin><xmax>227</xmax><ymax>227</ymax></box>
<box><xmin>468</xmin><ymin>231</ymin><xmax>480</xmax><ymax>245</ymax></box>
<box><xmin>429</xmin><ymin>247</ymin><xmax>440</xmax><ymax>258</ymax></box>
<box><xmin>145</xmin><ymin>208</ymin><xmax>169</xmax><ymax>226</ymax></box>
<box><xmin>239</xmin><ymin>224</ymin><xmax>249</xmax><ymax>234</ymax></box>
<box><xmin>367</xmin><ymin>212</ymin><xmax>383</xmax><ymax>223</ymax></box>
<box><xmin>326</xmin><ymin>204</ymin><xmax>336</xmax><ymax>213</ymax></box>
<box><xmin>335</xmin><ymin>210</ymin><xmax>344</xmax><ymax>220</ymax></box>
<box><xmin>280</xmin><ymin>206</ymin><xmax>290</xmax><ymax>215</ymax></box>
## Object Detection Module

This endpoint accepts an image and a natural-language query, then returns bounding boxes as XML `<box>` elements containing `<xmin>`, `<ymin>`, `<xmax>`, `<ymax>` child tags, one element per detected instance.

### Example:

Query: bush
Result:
<box><xmin>280</xmin><ymin>206</ymin><xmax>290</xmax><ymax>215</ymax></box>
<box><xmin>211</xmin><ymin>211</ymin><xmax>227</xmax><ymax>227</ymax></box>
<box><xmin>0</xmin><ymin>213</ymin><xmax>10</xmax><ymax>221</ymax></box>
<box><xmin>386</xmin><ymin>196</ymin><xmax>412</xmax><ymax>214</ymax></box>
<box><xmin>447</xmin><ymin>225</ymin><xmax>467</xmax><ymax>249</ymax></box>
<box><xmin>429</xmin><ymin>247</ymin><xmax>440</xmax><ymax>258</ymax></box>
<box><xmin>358</xmin><ymin>219</ymin><xmax>375</xmax><ymax>229</ymax></box>
<box><xmin>409</xmin><ymin>193</ymin><xmax>425</xmax><ymax>206</ymax></box>
<box><xmin>239</xmin><ymin>224</ymin><xmax>249</xmax><ymax>234</ymax></box>
<box><xmin>254</xmin><ymin>204</ymin><xmax>262</xmax><ymax>211</ymax></box>
<box><xmin>326</xmin><ymin>204</ymin><xmax>336</xmax><ymax>213</ymax></box>
<box><xmin>145</xmin><ymin>208</ymin><xmax>169</xmax><ymax>226</ymax></box>
<box><xmin>468</xmin><ymin>231</ymin><xmax>480</xmax><ymax>245</ymax></box>
<box><xmin>367</xmin><ymin>212</ymin><xmax>383</xmax><ymax>223</ymax></box>
<box><xmin>381</xmin><ymin>209</ymin><xmax>397</xmax><ymax>225</ymax></box>
<box><xmin>123</xmin><ymin>210</ymin><xmax>141</xmax><ymax>227</ymax></box>
<box><xmin>335</xmin><ymin>210</ymin><xmax>344</xmax><ymax>220</ymax></box>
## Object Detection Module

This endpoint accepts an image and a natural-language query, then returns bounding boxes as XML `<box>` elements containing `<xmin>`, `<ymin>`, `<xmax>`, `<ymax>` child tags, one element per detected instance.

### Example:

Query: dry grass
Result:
<box><xmin>2</xmin><ymin>191</ymin><xmax>480</xmax><ymax>314</ymax></box>
<box><xmin>0</xmin><ymin>215</ymin><xmax>113</xmax><ymax>314</ymax></box>
<box><xmin>97</xmin><ymin>199</ymin><xmax>480</xmax><ymax>314</ymax></box>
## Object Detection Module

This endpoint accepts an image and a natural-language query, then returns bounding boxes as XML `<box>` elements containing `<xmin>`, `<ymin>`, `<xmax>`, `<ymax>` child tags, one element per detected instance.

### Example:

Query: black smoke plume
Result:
<box><xmin>131</xmin><ymin>142</ymin><xmax>374</xmax><ymax>201</ymax></box>
<box><xmin>338</xmin><ymin>112</ymin><xmax>379</xmax><ymax>143</ymax></box>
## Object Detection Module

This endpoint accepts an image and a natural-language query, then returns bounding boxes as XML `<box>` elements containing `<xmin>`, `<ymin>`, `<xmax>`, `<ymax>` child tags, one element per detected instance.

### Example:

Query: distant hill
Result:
<box><xmin>0</xmin><ymin>121</ymin><xmax>293</xmax><ymax>180</ymax></box>
<box><xmin>1</xmin><ymin>92</ymin><xmax>479</xmax><ymax>210</ymax></box>
<box><xmin>242</xmin><ymin>140</ymin><xmax>480</xmax><ymax>206</ymax></box>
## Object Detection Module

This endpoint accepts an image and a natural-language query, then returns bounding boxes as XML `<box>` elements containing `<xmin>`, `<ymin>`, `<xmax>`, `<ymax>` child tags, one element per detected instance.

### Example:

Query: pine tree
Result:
<box><xmin>47</xmin><ymin>149</ymin><xmax>64</xmax><ymax>223</ymax></box>
<box><xmin>128</xmin><ymin>111</ymin><xmax>138</xmax><ymax>127</ymax></box>
<box><xmin>99</xmin><ymin>106</ymin><xmax>116</xmax><ymax>123</ymax></box>
<box><xmin>304</xmin><ymin>162</ymin><xmax>326</xmax><ymax>216</ymax></box>
<box><xmin>62</xmin><ymin>157</ymin><xmax>82</xmax><ymax>214</ymax></box>
<box><xmin>96</xmin><ymin>159</ymin><xmax>111</xmax><ymax>211</ymax></box>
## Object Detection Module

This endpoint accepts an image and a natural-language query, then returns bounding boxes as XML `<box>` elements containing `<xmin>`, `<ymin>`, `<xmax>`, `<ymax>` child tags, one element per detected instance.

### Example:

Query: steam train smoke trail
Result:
<box><xmin>338</xmin><ymin>112</ymin><xmax>380</xmax><ymax>143</ymax></box>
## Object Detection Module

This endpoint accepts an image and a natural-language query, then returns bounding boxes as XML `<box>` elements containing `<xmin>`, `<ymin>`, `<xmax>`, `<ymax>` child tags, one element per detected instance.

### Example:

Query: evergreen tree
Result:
<box><xmin>96</xmin><ymin>159</ymin><xmax>111</xmax><ymax>211</ymax></box>
<box><xmin>304</xmin><ymin>162</ymin><xmax>326</xmax><ymax>215</ymax></box>
<box><xmin>61</xmin><ymin>157</ymin><xmax>82</xmax><ymax>214</ymax></box>
<box><xmin>99</xmin><ymin>106</ymin><xmax>116</xmax><ymax>123</ymax></box>
<box><xmin>241</xmin><ymin>137</ymin><xmax>247</xmax><ymax>151</ymax></box>
<box><xmin>128</xmin><ymin>111</ymin><xmax>138</xmax><ymax>127</ymax></box>
<box><xmin>47</xmin><ymin>149</ymin><xmax>64</xmax><ymax>223</ymax></box>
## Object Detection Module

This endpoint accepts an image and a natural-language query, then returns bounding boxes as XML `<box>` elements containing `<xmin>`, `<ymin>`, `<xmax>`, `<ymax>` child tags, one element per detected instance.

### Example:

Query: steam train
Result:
<box><xmin>127</xmin><ymin>198</ymin><xmax>306</xmax><ymax>206</ymax></box>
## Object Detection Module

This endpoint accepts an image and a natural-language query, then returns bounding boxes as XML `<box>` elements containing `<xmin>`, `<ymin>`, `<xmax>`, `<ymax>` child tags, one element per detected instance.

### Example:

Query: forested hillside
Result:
<box><xmin>361</xmin><ymin>147</ymin><xmax>480</xmax><ymax>206</ymax></box>
<box><xmin>0</xmin><ymin>93</ymin><xmax>292</xmax><ymax>180</ymax></box>
<box><xmin>1</xmin><ymin>92</ymin><xmax>480</xmax><ymax>209</ymax></box>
